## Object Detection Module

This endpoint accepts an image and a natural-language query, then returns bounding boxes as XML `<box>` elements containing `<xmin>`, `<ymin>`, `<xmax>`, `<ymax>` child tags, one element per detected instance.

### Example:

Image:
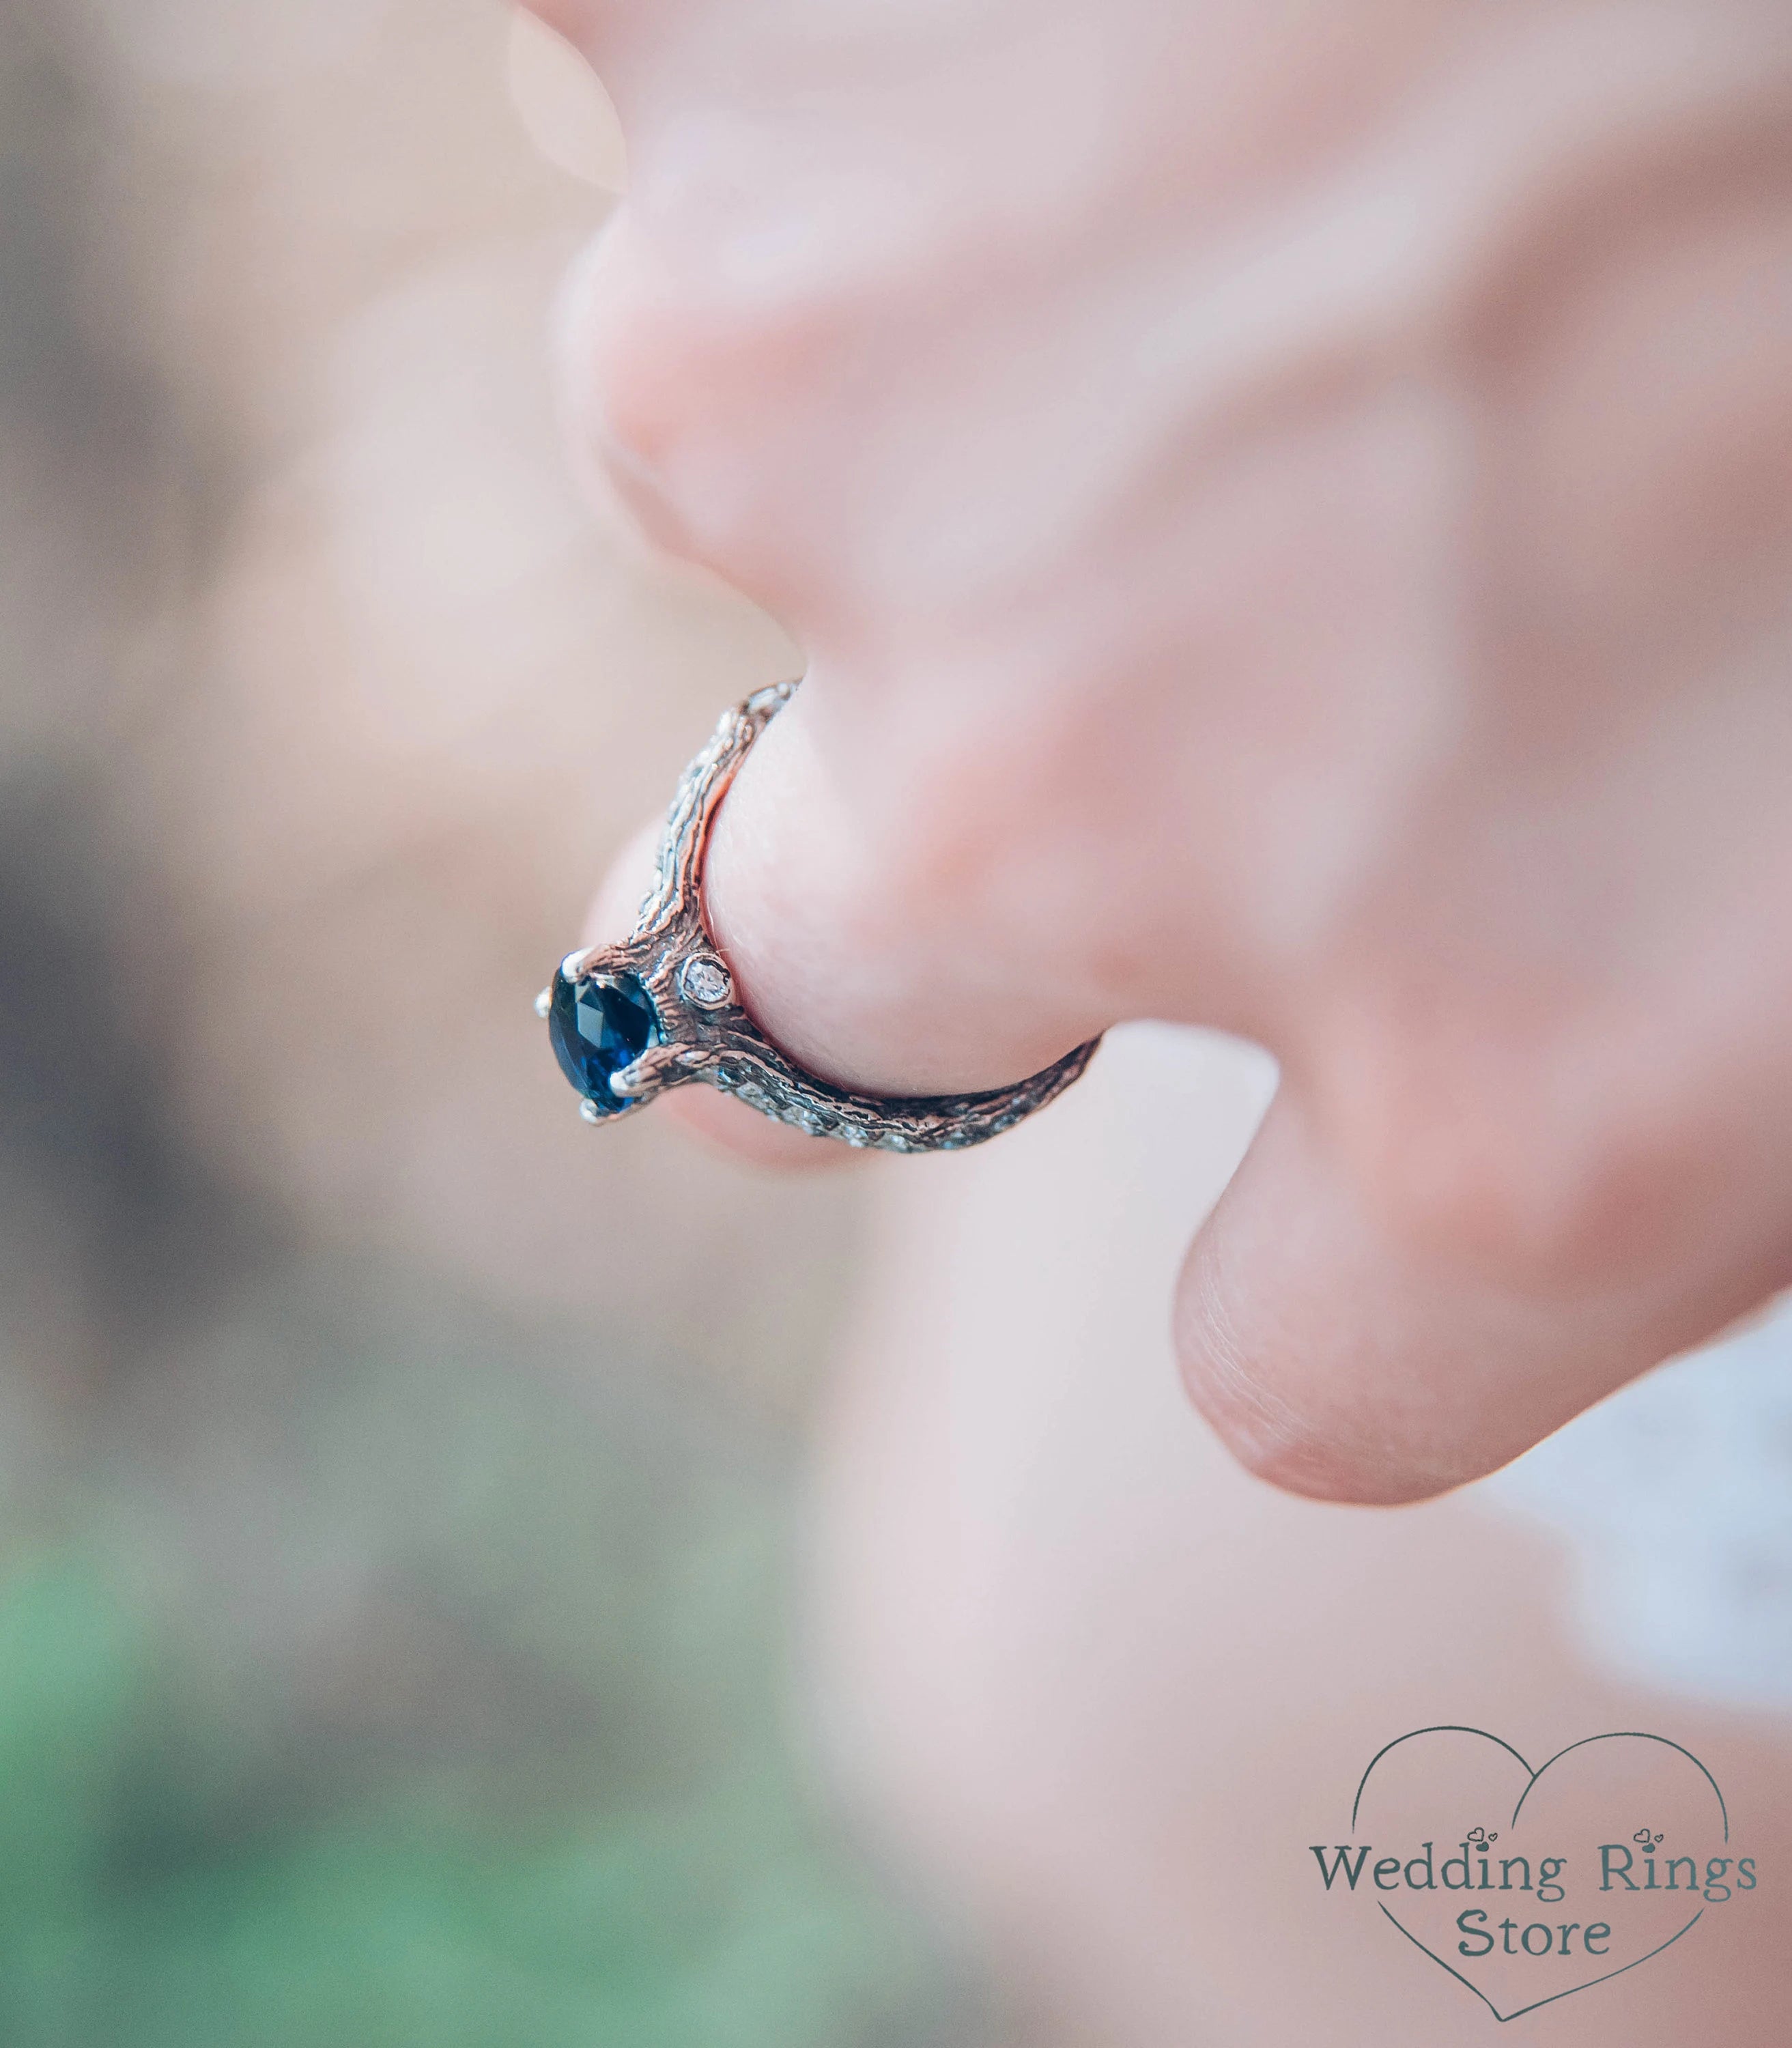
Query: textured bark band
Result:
<box><xmin>538</xmin><ymin>681</ymin><xmax>1102</xmax><ymax>1151</ymax></box>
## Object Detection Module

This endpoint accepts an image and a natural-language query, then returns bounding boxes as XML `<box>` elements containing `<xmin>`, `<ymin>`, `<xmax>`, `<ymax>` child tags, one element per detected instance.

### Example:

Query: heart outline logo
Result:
<box><xmin>1348</xmin><ymin>1726</ymin><xmax>1730</xmax><ymax>2023</ymax></box>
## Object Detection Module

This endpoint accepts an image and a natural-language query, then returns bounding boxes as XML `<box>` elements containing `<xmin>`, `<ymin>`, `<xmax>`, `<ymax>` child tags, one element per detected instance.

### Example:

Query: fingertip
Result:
<box><xmin>1171</xmin><ymin>1223</ymin><xmax>1450</xmax><ymax>1507</ymax></box>
<box><xmin>1169</xmin><ymin>1085</ymin><xmax>1786</xmax><ymax>1509</ymax></box>
<box><xmin>1169</xmin><ymin>1095</ymin><xmax>1558</xmax><ymax>1509</ymax></box>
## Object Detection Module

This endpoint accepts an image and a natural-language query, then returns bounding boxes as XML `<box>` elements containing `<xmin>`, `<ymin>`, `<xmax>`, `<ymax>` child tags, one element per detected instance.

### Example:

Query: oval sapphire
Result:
<box><xmin>547</xmin><ymin>969</ymin><xmax>660</xmax><ymax>1111</ymax></box>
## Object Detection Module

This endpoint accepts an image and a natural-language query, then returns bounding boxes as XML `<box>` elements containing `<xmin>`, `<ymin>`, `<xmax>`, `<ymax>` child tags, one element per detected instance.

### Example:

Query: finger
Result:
<box><xmin>580</xmin><ymin>816</ymin><xmax>864</xmax><ymax>1171</ymax></box>
<box><xmin>552</xmin><ymin>226</ymin><xmax>1119</xmax><ymax>1103</ymax></box>
<box><xmin>698</xmin><ymin>679</ymin><xmax>1116</xmax><ymax>1097</ymax></box>
<box><xmin>1174</xmin><ymin>1087</ymin><xmax>1792</xmax><ymax>1505</ymax></box>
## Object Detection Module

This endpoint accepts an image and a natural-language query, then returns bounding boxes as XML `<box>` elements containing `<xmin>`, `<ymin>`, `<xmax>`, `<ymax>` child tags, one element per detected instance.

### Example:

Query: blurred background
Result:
<box><xmin>0</xmin><ymin>1</ymin><xmax>970</xmax><ymax>2039</ymax></box>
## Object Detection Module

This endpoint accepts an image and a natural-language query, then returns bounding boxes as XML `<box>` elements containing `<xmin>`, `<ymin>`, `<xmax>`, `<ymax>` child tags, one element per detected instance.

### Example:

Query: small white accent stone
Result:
<box><xmin>680</xmin><ymin>954</ymin><xmax>735</xmax><ymax>1008</ymax></box>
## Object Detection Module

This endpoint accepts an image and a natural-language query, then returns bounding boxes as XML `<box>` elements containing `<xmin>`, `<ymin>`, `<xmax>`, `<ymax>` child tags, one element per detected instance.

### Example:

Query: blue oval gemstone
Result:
<box><xmin>547</xmin><ymin>970</ymin><xmax>659</xmax><ymax>1112</ymax></box>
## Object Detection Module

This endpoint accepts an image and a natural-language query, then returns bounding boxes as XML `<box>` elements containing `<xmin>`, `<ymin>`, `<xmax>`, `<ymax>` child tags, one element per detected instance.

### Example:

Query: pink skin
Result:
<box><xmin>804</xmin><ymin>1026</ymin><xmax>1792</xmax><ymax>2044</ymax></box>
<box><xmin>543</xmin><ymin>0</ymin><xmax>1792</xmax><ymax>1503</ymax></box>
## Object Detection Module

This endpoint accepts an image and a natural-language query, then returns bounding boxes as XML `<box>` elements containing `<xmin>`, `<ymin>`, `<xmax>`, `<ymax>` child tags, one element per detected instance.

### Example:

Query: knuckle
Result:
<box><xmin>562</xmin><ymin>214</ymin><xmax>862</xmax><ymax>595</ymax></box>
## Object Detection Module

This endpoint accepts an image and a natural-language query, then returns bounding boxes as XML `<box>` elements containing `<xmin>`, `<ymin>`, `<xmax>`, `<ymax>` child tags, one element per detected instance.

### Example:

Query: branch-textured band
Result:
<box><xmin>539</xmin><ymin>681</ymin><xmax>1102</xmax><ymax>1152</ymax></box>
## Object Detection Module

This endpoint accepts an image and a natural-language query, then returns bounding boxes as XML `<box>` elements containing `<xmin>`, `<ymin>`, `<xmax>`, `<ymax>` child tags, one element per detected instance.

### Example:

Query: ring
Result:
<box><xmin>537</xmin><ymin>681</ymin><xmax>1103</xmax><ymax>1152</ymax></box>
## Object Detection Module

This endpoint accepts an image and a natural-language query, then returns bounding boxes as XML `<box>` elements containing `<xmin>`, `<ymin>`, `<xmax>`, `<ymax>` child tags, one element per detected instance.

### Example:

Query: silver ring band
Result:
<box><xmin>539</xmin><ymin>681</ymin><xmax>1102</xmax><ymax>1151</ymax></box>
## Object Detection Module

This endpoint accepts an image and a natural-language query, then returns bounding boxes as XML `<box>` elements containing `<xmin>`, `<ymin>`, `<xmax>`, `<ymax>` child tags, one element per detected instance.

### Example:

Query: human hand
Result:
<box><xmin>533</xmin><ymin>0</ymin><xmax>1792</xmax><ymax>1503</ymax></box>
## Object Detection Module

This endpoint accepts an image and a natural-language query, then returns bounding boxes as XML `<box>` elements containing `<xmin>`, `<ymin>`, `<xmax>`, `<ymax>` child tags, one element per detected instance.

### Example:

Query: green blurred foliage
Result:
<box><xmin>0</xmin><ymin>1271</ymin><xmax>956</xmax><ymax>2048</ymax></box>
